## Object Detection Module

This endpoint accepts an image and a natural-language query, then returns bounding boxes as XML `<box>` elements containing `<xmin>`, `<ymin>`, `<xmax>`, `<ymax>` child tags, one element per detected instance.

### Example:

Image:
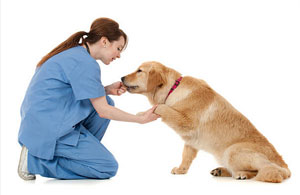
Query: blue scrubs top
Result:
<box><xmin>18</xmin><ymin>46</ymin><xmax>106</xmax><ymax>160</ymax></box>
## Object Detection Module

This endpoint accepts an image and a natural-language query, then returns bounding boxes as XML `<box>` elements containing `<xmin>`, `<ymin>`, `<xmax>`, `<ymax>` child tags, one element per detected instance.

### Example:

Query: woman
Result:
<box><xmin>17</xmin><ymin>17</ymin><xmax>159</xmax><ymax>180</ymax></box>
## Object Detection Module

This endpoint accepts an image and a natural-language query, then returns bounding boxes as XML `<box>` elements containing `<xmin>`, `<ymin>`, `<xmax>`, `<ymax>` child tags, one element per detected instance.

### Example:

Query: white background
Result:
<box><xmin>1</xmin><ymin>0</ymin><xmax>300</xmax><ymax>194</ymax></box>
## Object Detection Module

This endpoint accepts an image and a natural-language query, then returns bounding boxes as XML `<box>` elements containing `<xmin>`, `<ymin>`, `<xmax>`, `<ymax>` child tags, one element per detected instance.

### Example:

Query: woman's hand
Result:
<box><xmin>138</xmin><ymin>105</ymin><xmax>160</xmax><ymax>124</ymax></box>
<box><xmin>105</xmin><ymin>81</ymin><xmax>127</xmax><ymax>96</ymax></box>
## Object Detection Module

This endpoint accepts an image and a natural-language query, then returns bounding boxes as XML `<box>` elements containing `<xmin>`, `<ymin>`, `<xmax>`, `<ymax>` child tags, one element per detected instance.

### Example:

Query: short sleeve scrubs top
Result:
<box><xmin>18</xmin><ymin>46</ymin><xmax>106</xmax><ymax>160</ymax></box>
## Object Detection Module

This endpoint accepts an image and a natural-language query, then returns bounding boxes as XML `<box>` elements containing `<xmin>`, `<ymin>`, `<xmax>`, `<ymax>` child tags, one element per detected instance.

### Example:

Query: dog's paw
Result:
<box><xmin>233</xmin><ymin>171</ymin><xmax>257</xmax><ymax>180</ymax></box>
<box><xmin>234</xmin><ymin>172</ymin><xmax>248</xmax><ymax>180</ymax></box>
<box><xmin>171</xmin><ymin>167</ymin><xmax>188</xmax><ymax>175</ymax></box>
<box><xmin>210</xmin><ymin>167</ymin><xmax>232</xmax><ymax>177</ymax></box>
<box><xmin>154</xmin><ymin>104</ymin><xmax>167</xmax><ymax>116</ymax></box>
<box><xmin>210</xmin><ymin>168</ymin><xmax>222</xmax><ymax>176</ymax></box>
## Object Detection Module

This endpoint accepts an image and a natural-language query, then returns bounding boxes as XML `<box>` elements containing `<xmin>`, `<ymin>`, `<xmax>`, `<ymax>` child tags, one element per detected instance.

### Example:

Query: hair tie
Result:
<box><xmin>82</xmin><ymin>32</ymin><xmax>89</xmax><ymax>40</ymax></box>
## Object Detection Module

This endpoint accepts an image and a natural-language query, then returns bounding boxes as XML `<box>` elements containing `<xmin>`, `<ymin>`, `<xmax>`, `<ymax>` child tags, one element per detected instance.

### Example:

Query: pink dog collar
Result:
<box><xmin>165</xmin><ymin>77</ymin><xmax>183</xmax><ymax>101</ymax></box>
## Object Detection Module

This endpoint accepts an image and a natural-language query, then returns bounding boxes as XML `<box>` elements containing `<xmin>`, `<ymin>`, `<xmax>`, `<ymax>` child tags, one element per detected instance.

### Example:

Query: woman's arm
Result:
<box><xmin>90</xmin><ymin>96</ymin><xmax>159</xmax><ymax>124</ymax></box>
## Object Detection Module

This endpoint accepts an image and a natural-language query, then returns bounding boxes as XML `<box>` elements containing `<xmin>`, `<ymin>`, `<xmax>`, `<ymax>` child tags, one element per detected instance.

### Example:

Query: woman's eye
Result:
<box><xmin>137</xmin><ymin>69</ymin><xmax>142</xmax><ymax>73</ymax></box>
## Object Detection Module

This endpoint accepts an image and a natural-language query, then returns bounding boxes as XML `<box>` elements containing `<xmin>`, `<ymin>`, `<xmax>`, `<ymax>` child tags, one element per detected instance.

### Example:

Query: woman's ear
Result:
<box><xmin>100</xmin><ymin>36</ymin><xmax>110</xmax><ymax>47</ymax></box>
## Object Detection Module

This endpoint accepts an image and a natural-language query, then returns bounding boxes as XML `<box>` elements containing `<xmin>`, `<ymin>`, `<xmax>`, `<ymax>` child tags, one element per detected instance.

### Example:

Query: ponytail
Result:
<box><xmin>36</xmin><ymin>31</ymin><xmax>88</xmax><ymax>67</ymax></box>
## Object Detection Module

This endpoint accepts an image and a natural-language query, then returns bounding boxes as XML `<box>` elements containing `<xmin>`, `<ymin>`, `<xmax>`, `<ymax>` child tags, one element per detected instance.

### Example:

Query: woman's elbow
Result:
<box><xmin>96</xmin><ymin>106</ymin><xmax>111</xmax><ymax>119</ymax></box>
<box><xmin>97</xmin><ymin>112</ymin><xmax>109</xmax><ymax>119</ymax></box>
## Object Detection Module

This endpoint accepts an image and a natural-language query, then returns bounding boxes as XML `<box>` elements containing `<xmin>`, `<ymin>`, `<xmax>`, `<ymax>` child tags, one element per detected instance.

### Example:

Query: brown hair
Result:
<box><xmin>37</xmin><ymin>17</ymin><xmax>128</xmax><ymax>67</ymax></box>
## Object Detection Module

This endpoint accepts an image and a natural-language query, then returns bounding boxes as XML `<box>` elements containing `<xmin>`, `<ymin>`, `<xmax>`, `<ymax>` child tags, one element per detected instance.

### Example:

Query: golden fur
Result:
<box><xmin>122</xmin><ymin>61</ymin><xmax>291</xmax><ymax>183</ymax></box>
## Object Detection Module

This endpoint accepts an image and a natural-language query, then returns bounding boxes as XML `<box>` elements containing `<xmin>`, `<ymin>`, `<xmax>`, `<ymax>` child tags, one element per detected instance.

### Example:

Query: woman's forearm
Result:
<box><xmin>90</xmin><ymin>96</ymin><xmax>159</xmax><ymax>124</ymax></box>
<box><xmin>90</xmin><ymin>96</ymin><xmax>142</xmax><ymax>123</ymax></box>
<box><xmin>98</xmin><ymin>104</ymin><xmax>142</xmax><ymax>123</ymax></box>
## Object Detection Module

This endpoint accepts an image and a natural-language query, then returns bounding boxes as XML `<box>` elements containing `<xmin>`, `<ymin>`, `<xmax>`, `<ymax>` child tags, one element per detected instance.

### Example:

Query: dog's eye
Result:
<box><xmin>137</xmin><ymin>69</ymin><xmax>142</xmax><ymax>73</ymax></box>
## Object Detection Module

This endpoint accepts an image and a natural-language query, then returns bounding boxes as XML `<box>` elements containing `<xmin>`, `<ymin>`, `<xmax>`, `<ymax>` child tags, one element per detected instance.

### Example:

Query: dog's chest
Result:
<box><xmin>180</xmin><ymin>101</ymin><xmax>219</xmax><ymax>152</ymax></box>
<box><xmin>165</xmin><ymin>87</ymin><xmax>191</xmax><ymax>106</ymax></box>
<box><xmin>181</xmin><ymin>129</ymin><xmax>215</xmax><ymax>152</ymax></box>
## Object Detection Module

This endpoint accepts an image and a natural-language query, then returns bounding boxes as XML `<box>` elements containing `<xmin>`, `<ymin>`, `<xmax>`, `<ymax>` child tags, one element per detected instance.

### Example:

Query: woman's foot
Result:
<box><xmin>18</xmin><ymin>146</ymin><xmax>36</xmax><ymax>180</ymax></box>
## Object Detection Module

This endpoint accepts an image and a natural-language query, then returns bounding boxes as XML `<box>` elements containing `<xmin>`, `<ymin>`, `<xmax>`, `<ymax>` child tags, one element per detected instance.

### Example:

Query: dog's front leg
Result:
<box><xmin>172</xmin><ymin>144</ymin><xmax>198</xmax><ymax>174</ymax></box>
<box><xmin>154</xmin><ymin>104</ymin><xmax>194</xmax><ymax>132</ymax></box>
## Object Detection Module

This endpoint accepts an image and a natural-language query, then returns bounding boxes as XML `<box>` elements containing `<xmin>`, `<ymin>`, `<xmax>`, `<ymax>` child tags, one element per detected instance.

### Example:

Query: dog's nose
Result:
<box><xmin>121</xmin><ymin>76</ymin><xmax>125</xmax><ymax>82</ymax></box>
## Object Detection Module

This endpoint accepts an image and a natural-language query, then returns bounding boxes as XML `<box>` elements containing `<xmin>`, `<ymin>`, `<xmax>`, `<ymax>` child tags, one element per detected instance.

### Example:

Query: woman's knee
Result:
<box><xmin>107</xmin><ymin>159</ymin><xmax>119</xmax><ymax>177</ymax></box>
<box><xmin>94</xmin><ymin>157</ymin><xmax>118</xmax><ymax>178</ymax></box>
<box><xmin>106</xmin><ymin>96</ymin><xmax>115</xmax><ymax>107</ymax></box>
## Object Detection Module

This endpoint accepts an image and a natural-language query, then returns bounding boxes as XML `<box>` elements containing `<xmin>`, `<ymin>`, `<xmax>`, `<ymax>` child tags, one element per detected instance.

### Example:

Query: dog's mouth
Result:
<box><xmin>123</xmin><ymin>83</ymin><xmax>139</xmax><ymax>91</ymax></box>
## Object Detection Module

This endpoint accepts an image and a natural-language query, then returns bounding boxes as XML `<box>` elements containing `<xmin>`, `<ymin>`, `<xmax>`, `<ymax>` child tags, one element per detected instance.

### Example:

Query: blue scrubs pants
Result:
<box><xmin>27</xmin><ymin>96</ymin><xmax>118</xmax><ymax>179</ymax></box>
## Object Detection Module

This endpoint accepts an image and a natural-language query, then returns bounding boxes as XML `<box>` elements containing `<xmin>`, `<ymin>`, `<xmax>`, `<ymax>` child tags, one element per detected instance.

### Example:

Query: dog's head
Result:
<box><xmin>121</xmin><ymin>61</ymin><xmax>167</xmax><ymax>94</ymax></box>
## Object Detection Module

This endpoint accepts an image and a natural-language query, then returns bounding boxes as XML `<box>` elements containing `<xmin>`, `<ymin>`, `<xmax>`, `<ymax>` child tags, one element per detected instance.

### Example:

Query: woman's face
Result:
<box><xmin>100</xmin><ymin>36</ymin><xmax>125</xmax><ymax>65</ymax></box>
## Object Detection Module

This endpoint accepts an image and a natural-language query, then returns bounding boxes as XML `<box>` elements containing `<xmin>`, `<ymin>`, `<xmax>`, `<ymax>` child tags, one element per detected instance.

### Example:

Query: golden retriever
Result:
<box><xmin>121</xmin><ymin>61</ymin><xmax>291</xmax><ymax>183</ymax></box>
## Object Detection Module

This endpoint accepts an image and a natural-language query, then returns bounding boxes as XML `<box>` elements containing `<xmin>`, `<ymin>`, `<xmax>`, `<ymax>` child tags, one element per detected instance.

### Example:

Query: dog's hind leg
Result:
<box><xmin>210</xmin><ymin>168</ymin><xmax>257</xmax><ymax>180</ymax></box>
<box><xmin>223</xmin><ymin>143</ymin><xmax>290</xmax><ymax>182</ymax></box>
<box><xmin>171</xmin><ymin>144</ymin><xmax>198</xmax><ymax>174</ymax></box>
<box><xmin>255</xmin><ymin>164</ymin><xmax>291</xmax><ymax>183</ymax></box>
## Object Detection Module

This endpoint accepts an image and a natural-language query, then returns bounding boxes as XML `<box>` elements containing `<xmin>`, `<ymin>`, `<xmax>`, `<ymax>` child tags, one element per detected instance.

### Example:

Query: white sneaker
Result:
<box><xmin>18</xmin><ymin>146</ymin><xmax>36</xmax><ymax>180</ymax></box>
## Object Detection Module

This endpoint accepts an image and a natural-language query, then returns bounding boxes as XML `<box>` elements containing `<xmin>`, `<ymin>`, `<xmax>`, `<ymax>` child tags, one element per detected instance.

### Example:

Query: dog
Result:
<box><xmin>121</xmin><ymin>61</ymin><xmax>291</xmax><ymax>183</ymax></box>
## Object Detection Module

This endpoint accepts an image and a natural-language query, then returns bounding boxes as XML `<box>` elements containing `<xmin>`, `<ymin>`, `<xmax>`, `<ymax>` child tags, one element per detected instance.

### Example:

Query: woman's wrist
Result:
<box><xmin>104</xmin><ymin>86</ymin><xmax>111</xmax><ymax>95</ymax></box>
<box><xmin>135</xmin><ymin>115</ymin><xmax>145</xmax><ymax>124</ymax></box>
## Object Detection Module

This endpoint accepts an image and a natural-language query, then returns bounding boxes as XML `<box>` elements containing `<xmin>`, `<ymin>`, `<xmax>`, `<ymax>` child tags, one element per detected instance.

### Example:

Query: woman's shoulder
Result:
<box><xmin>55</xmin><ymin>46</ymin><xmax>89</xmax><ymax>60</ymax></box>
<box><xmin>48</xmin><ymin>46</ymin><xmax>98</xmax><ymax>68</ymax></box>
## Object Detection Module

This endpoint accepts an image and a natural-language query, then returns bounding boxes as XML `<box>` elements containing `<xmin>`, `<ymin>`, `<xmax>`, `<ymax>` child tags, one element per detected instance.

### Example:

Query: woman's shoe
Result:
<box><xmin>18</xmin><ymin>146</ymin><xmax>36</xmax><ymax>180</ymax></box>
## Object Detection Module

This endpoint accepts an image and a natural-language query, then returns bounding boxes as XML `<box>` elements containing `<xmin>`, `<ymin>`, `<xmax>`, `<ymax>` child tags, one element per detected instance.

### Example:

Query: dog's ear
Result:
<box><xmin>147</xmin><ymin>69</ymin><xmax>167</xmax><ymax>92</ymax></box>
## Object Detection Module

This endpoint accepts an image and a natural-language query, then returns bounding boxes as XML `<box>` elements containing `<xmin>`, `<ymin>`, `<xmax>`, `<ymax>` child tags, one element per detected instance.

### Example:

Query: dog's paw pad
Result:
<box><xmin>210</xmin><ymin>168</ymin><xmax>222</xmax><ymax>176</ymax></box>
